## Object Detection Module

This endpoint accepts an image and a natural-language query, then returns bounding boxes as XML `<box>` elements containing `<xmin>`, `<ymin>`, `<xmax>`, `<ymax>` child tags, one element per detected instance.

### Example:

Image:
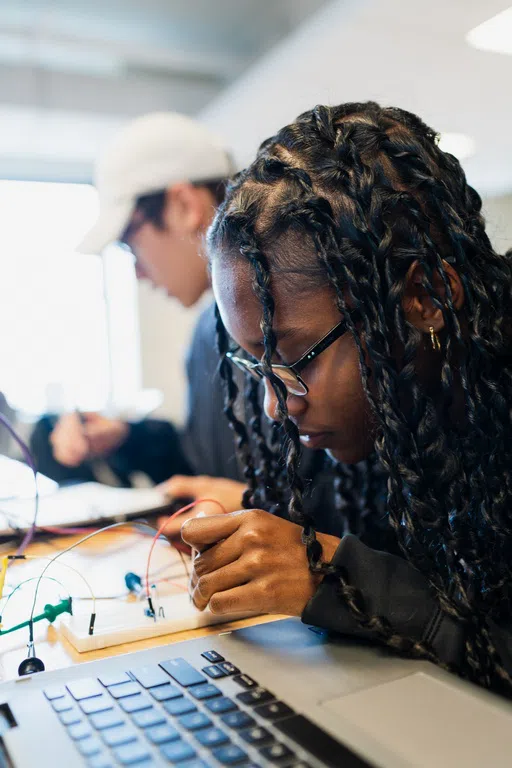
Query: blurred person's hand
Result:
<box><xmin>50</xmin><ymin>412</ymin><xmax>129</xmax><ymax>467</ymax></box>
<box><xmin>156</xmin><ymin>474</ymin><xmax>246</xmax><ymax>538</ymax></box>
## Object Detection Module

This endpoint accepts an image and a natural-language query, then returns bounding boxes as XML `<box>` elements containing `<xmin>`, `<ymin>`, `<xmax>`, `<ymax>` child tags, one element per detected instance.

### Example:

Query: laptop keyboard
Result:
<box><xmin>43</xmin><ymin>650</ymin><xmax>372</xmax><ymax>768</ymax></box>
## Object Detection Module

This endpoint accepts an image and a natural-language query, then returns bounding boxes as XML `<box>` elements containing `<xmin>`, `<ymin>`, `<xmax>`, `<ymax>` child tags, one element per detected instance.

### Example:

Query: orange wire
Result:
<box><xmin>145</xmin><ymin>497</ymin><xmax>227</xmax><ymax>599</ymax></box>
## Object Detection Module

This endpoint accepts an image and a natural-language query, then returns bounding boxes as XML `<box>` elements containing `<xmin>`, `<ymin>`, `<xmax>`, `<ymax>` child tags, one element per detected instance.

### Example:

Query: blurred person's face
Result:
<box><xmin>126</xmin><ymin>184</ymin><xmax>214</xmax><ymax>308</ymax></box>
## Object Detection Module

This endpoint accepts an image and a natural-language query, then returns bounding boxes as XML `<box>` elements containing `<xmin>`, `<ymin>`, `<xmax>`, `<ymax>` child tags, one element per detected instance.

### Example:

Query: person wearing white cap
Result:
<box><xmin>79</xmin><ymin>111</ymin><xmax>235</xmax><ymax>306</ymax></box>
<box><xmin>46</xmin><ymin>112</ymin><xmax>248</xmax><ymax>528</ymax></box>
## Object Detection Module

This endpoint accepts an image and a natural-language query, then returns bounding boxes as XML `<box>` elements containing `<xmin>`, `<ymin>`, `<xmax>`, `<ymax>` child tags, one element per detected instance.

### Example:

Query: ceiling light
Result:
<box><xmin>466</xmin><ymin>6</ymin><xmax>512</xmax><ymax>55</ymax></box>
<box><xmin>438</xmin><ymin>133</ymin><xmax>476</xmax><ymax>162</ymax></box>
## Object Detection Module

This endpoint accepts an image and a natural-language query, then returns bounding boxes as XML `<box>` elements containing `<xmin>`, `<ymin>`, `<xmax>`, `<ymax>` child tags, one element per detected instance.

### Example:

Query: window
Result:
<box><xmin>0</xmin><ymin>180</ymin><xmax>140</xmax><ymax>415</ymax></box>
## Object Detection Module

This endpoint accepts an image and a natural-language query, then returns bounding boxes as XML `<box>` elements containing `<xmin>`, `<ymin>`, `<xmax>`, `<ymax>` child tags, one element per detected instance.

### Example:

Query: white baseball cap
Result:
<box><xmin>78</xmin><ymin>112</ymin><xmax>234</xmax><ymax>254</ymax></box>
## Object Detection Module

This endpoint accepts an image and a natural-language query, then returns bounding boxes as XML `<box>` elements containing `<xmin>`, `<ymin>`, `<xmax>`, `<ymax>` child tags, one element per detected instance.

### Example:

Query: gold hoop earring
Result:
<box><xmin>429</xmin><ymin>326</ymin><xmax>441</xmax><ymax>351</ymax></box>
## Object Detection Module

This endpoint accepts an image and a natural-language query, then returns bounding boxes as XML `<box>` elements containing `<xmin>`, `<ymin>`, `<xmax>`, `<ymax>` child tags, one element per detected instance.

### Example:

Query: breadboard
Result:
<box><xmin>59</xmin><ymin>595</ymin><xmax>255</xmax><ymax>652</ymax></box>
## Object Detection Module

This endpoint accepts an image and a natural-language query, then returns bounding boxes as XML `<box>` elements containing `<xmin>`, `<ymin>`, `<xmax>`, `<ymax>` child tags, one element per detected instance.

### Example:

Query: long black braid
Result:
<box><xmin>214</xmin><ymin>304</ymin><xmax>257</xmax><ymax>508</ymax></box>
<box><xmin>208</xmin><ymin>102</ymin><xmax>512</xmax><ymax>692</ymax></box>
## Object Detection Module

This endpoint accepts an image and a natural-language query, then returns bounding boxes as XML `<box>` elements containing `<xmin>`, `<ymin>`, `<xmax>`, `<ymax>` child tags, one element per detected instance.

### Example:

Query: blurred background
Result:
<box><xmin>0</xmin><ymin>0</ymin><xmax>511</xmax><ymax>454</ymax></box>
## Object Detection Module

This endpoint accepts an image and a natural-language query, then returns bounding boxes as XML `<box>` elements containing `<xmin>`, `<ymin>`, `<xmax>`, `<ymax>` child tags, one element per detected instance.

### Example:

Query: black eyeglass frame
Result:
<box><xmin>227</xmin><ymin>308</ymin><xmax>361</xmax><ymax>396</ymax></box>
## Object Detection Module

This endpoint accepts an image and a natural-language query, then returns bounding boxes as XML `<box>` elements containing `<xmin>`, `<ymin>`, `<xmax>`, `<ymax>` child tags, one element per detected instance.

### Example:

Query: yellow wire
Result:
<box><xmin>0</xmin><ymin>556</ymin><xmax>9</xmax><ymax>627</ymax></box>
<box><xmin>0</xmin><ymin>556</ymin><xmax>8</xmax><ymax>602</ymax></box>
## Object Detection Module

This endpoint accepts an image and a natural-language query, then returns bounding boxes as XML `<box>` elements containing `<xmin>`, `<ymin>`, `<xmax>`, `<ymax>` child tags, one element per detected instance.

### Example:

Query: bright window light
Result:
<box><xmin>438</xmin><ymin>132</ymin><xmax>476</xmax><ymax>161</ymax></box>
<box><xmin>466</xmin><ymin>7</ymin><xmax>512</xmax><ymax>56</ymax></box>
<box><xmin>0</xmin><ymin>181</ymin><xmax>140</xmax><ymax>416</ymax></box>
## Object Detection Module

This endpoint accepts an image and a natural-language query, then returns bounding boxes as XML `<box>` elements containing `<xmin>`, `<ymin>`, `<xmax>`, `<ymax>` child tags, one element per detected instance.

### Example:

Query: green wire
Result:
<box><xmin>0</xmin><ymin>597</ymin><xmax>72</xmax><ymax>636</ymax></box>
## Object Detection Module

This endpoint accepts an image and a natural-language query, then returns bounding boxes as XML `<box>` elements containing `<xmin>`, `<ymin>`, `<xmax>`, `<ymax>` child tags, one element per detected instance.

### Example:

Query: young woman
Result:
<box><xmin>181</xmin><ymin>102</ymin><xmax>512</xmax><ymax>694</ymax></box>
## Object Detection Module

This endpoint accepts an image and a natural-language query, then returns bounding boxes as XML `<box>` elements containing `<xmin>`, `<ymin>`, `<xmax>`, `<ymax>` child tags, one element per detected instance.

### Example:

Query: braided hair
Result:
<box><xmin>208</xmin><ymin>102</ymin><xmax>512</xmax><ymax>692</ymax></box>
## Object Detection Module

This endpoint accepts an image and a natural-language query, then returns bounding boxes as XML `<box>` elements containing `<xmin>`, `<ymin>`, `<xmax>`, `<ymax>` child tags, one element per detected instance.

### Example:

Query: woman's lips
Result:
<box><xmin>299</xmin><ymin>432</ymin><xmax>333</xmax><ymax>449</ymax></box>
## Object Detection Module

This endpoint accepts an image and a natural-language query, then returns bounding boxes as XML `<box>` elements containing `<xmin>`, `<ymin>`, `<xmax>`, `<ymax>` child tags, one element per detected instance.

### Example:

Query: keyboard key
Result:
<box><xmin>101</xmin><ymin>725</ymin><xmax>137</xmax><ymax>748</ymax></box>
<box><xmin>205</xmin><ymin>697</ymin><xmax>237</xmax><ymax>714</ymax></box>
<box><xmin>163</xmin><ymin>697</ymin><xmax>196</xmax><ymax>717</ymax></box>
<box><xmin>159</xmin><ymin>658</ymin><xmax>205</xmax><ymax>687</ymax></box>
<box><xmin>104</xmin><ymin>732</ymin><xmax>139</xmax><ymax>755</ymax></box>
<box><xmin>201</xmin><ymin>650</ymin><xmax>224</xmax><ymax>663</ymax></box>
<box><xmin>130</xmin><ymin>665</ymin><xmax>171</xmax><ymax>689</ymax></box>
<box><xmin>217</xmin><ymin>663</ymin><xmax>239</xmax><ymax>676</ymax></box>
<box><xmin>131</xmin><ymin>708</ymin><xmax>165</xmax><ymax>729</ymax></box>
<box><xmin>160</xmin><ymin>740</ymin><xmax>196</xmax><ymax>763</ymax></box>
<box><xmin>213</xmin><ymin>744</ymin><xmax>248</xmax><ymax>765</ymax></box>
<box><xmin>240</xmin><ymin>727</ymin><xmax>273</xmax><ymax>746</ymax></box>
<box><xmin>189</xmin><ymin>684</ymin><xmax>221</xmax><ymax>701</ymax></box>
<box><xmin>98</xmin><ymin>672</ymin><xmax>131</xmax><ymax>688</ymax></box>
<box><xmin>180</xmin><ymin>762</ymin><xmax>210</xmax><ymax>768</ymax></box>
<box><xmin>145</xmin><ymin>723</ymin><xmax>180</xmax><ymax>745</ymax></box>
<box><xmin>237</xmin><ymin>688</ymin><xmax>274</xmax><ymax>706</ymax></box>
<box><xmin>87</xmin><ymin>755</ymin><xmax>114</xmax><ymax>768</ymax></box>
<box><xmin>59</xmin><ymin>708</ymin><xmax>83</xmax><ymax>726</ymax></box>
<box><xmin>68</xmin><ymin>721</ymin><xmax>93</xmax><ymax>740</ymax></box>
<box><xmin>67</xmin><ymin>678</ymin><xmax>104</xmax><ymax>701</ymax></box>
<box><xmin>149</xmin><ymin>684</ymin><xmax>182</xmax><ymax>702</ymax></box>
<box><xmin>254</xmin><ymin>701</ymin><xmax>294</xmax><ymax>720</ymax></box>
<box><xmin>221</xmin><ymin>711</ymin><xmax>255</xmax><ymax>730</ymax></box>
<box><xmin>51</xmin><ymin>695</ymin><xmax>74</xmax><ymax>713</ymax></box>
<box><xmin>118</xmin><ymin>694</ymin><xmax>152</xmax><ymax>714</ymax></box>
<box><xmin>202</xmin><ymin>664</ymin><xmax>227</xmax><ymax>679</ymax></box>
<box><xmin>113</xmin><ymin>741</ymin><xmax>151</xmax><ymax>766</ymax></box>
<box><xmin>259</xmin><ymin>743</ymin><xmax>295</xmax><ymax>763</ymax></box>
<box><xmin>44</xmin><ymin>685</ymin><xmax>67</xmax><ymax>700</ymax></box>
<box><xmin>275</xmin><ymin>713</ymin><xmax>374</xmax><ymax>767</ymax></box>
<box><xmin>232</xmin><ymin>674</ymin><xmax>257</xmax><ymax>689</ymax></box>
<box><xmin>77</xmin><ymin>736</ymin><xmax>103</xmax><ymax>757</ymax></box>
<box><xmin>195</xmin><ymin>727</ymin><xmax>229</xmax><ymax>748</ymax></box>
<box><xmin>179</xmin><ymin>712</ymin><xmax>212</xmax><ymax>731</ymax></box>
<box><xmin>80</xmin><ymin>695</ymin><xmax>114</xmax><ymax>715</ymax></box>
<box><xmin>108</xmin><ymin>682</ymin><xmax>142</xmax><ymax>699</ymax></box>
<box><xmin>90</xmin><ymin>710</ymin><xmax>125</xmax><ymax>731</ymax></box>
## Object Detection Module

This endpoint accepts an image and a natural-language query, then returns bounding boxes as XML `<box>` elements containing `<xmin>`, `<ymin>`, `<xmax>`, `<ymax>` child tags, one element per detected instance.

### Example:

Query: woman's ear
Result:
<box><xmin>402</xmin><ymin>259</ymin><xmax>464</xmax><ymax>333</ymax></box>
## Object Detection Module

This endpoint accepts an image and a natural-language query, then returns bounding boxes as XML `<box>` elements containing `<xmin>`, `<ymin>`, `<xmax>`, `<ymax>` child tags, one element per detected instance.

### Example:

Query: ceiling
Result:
<box><xmin>0</xmin><ymin>0</ymin><xmax>511</xmax><ymax>200</ymax></box>
<box><xmin>0</xmin><ymin>0</ymin><xmax>327</xmax><ymax>179</ymax></box>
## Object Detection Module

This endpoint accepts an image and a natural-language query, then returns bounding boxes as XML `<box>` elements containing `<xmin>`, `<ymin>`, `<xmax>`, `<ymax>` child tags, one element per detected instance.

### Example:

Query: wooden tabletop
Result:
<box><xmin>0</xmin><ymin>528</ymin><xmax>282</xmax><ymax>683</ymax></box>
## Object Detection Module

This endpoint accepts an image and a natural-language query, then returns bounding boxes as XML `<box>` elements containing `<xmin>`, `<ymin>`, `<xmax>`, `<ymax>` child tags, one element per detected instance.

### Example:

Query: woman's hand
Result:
<box><xmin>181</xmin><ymin>509</ymin><xmax>340</xmax><ymax>617</ymax></box>
<box><xmin>155</xmin><ymin>475</ymin><xmax>247</xmax><ymax>538</ymax></box>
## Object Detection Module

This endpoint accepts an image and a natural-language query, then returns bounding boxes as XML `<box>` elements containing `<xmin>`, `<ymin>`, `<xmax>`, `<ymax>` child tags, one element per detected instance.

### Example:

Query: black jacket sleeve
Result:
<box><xmin>302</xmin><ymin>534</ymin><xmax>496</xmax><ymax>670</ymax></box>
<box><xmin>112</xmin><ymin>419</ymin><xmax>193</xmax><ymax>485</ymax></box>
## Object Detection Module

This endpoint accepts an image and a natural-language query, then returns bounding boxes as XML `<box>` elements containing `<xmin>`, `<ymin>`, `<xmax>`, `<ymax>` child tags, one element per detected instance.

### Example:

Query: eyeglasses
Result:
<box><xmin>227</xmin><ymin>309</ymin><xmax>360</xmax><ymax>396</ymax></box>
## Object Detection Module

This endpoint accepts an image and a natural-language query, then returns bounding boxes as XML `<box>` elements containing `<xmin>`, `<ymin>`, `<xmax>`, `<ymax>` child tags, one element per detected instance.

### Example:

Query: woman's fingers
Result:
<box><xmin>156</xmin><ymin>500</ymin><xmax>225</xmax><ymax>539</ymax></box>
<box><xmin>207</xmin><ymin>584</ymin><xmax>265</xmax><ymax>616</ymax></box>
<box><xmin>191</xmin><ymin>560</ymin><xmax>253</xmax><ymax>611</ymax></box>
<box><xmin>181</xmin><ymin>511</ymin><xmax>245</xmax><ymax>551</ymax></box>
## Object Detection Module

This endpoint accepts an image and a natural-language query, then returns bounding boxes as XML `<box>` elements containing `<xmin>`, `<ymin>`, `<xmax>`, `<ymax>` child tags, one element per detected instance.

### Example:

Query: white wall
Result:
<box><xmin>483</xmin><ymin>195</ymin><xmax>512</xmax><ymax>254</ymax></box>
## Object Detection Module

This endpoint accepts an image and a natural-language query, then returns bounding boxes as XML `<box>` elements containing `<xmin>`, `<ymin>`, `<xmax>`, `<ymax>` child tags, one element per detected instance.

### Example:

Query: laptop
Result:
<box><xmin>0</xmin><ymin>456</ymin><xmax>171</xmax><ymax>536</ymax></box>
<box><xmin>0</xmin><ymin>617</ymin><xmax>510</xmax><ymax>767</ymax></box>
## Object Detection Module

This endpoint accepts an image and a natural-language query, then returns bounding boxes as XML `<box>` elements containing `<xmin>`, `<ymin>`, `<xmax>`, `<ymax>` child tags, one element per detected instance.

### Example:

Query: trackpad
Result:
<box><xmin>321</xmin><ymin>672</ymin><xmax>512</xmax><ymax>767</ymax></box>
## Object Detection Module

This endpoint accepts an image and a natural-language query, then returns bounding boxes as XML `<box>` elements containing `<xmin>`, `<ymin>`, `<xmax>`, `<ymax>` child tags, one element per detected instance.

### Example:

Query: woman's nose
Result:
<box><xmin>262</xmin><ymin>378</ymin><xmax>307</xmax><ymax>421</ymax></box>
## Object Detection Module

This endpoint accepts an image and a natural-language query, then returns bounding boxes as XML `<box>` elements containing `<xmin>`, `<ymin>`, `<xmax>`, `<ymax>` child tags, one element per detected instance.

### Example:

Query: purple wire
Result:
<box><xmin>0</xmin><ymin>412</ymin><xmax>39</xmax><ymax>553</ymax></box>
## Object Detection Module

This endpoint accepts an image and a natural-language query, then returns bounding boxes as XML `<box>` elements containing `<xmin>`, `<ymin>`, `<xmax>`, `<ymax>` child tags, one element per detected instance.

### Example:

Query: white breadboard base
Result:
<box><xmin>59</xmin><ymin>594</ymin><xmax>255</xmax><ymax>652</ymax></box>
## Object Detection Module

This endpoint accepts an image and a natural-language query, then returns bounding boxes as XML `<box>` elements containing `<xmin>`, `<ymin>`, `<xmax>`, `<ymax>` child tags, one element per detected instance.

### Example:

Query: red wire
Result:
<box><xmin>145</xmin><ymin>497</ymin><xmax>227</xmax><ymax>598</ymax></box>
